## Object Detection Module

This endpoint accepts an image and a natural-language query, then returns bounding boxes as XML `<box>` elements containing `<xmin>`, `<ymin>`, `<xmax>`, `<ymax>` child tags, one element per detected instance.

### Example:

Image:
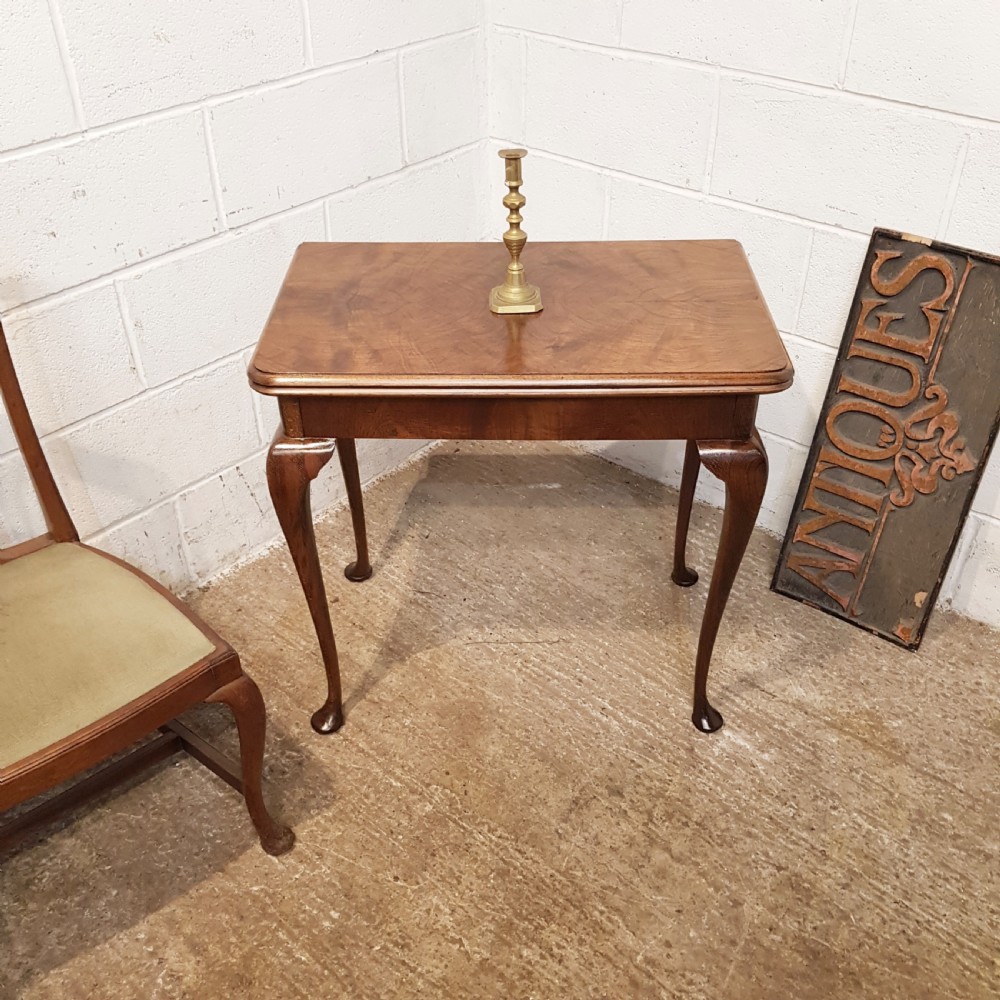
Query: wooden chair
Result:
<box><xmin>0</xmin><ymin>318</ymin><xmax>293</xmax><ymax>856</ymax></box>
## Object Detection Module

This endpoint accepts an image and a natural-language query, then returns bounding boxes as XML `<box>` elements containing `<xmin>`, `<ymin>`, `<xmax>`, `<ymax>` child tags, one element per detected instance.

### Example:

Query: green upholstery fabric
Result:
<box><xmin>0</xmin><ymin>543</ymin><xmax>216</xmax><ymax>769</ymax></box>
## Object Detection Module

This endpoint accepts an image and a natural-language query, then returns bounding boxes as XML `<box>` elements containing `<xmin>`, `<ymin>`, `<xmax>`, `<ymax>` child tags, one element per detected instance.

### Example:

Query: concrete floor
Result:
<box><xmin>2</xmin><ymin>441</ymin><xmax>999</xmax><ymax>999</ymax></box>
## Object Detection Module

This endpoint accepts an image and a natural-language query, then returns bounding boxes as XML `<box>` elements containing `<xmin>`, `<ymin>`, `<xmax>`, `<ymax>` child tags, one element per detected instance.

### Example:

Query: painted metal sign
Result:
<box><xmin>773</xmin><ymin>229</ymin><xmax>1000</xmax><ymax>648</ymax></box>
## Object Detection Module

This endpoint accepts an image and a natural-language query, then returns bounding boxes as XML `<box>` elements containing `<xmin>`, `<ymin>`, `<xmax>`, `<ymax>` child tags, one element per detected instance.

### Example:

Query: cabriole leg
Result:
<box><xmin>691</xmin><ymin>432</ymin><xmax>768</xmax><ymax>733</ymax></box>
<box><xmin>266</xmin><ymin>433</ymin><xmax>344</xmax><ymax>733</ymax></box>
<box><xmin>207</xmin><ymin>674</ymin><xmax>294</xmax><ymax>856</ymax></box>
<box><xmin>335</xmin><ymin>438</ymin><xmax>373</xmax><ymax>582</ymax></box>
<box><xmin>672</xmin><ymin>439</ymin><xmax>701</xmax><ymax>587</ymax></box>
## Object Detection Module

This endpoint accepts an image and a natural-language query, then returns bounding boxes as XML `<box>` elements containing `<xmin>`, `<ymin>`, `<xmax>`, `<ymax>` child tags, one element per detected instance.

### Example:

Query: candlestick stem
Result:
<box><xmin>490</xmin><ymin>148</ymin><xmax>543</xmax><ymax>315</ymax></box>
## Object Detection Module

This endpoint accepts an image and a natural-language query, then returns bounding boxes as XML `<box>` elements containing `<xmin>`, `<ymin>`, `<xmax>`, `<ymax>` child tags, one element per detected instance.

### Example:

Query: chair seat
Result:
<box><xmin>0</xmin><ymin>543</ymin><xmax>216</xmax><ymax>770</ymax></box>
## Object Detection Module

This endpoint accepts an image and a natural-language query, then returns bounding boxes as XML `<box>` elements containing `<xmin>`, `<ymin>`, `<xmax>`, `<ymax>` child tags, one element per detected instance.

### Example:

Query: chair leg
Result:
<box><xmin>207</xmin><ymin>674</ymin><xmax>295</xmax><ymax>856</ymax></box>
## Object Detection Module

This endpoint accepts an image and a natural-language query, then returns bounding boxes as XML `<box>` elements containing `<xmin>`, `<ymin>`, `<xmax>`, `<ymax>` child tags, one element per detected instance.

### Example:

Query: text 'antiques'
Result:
<box><xmin>773</xmin><ymin>229</ymin><xmax>1000</xmax><ymax>647</ymax></box>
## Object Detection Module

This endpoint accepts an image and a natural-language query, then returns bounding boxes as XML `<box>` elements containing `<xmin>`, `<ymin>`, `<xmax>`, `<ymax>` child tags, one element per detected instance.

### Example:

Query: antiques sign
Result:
<box><xmin>773</xmin><ymin>229</ymin><xmax>1000</xmax><ymax>648</ymax></box>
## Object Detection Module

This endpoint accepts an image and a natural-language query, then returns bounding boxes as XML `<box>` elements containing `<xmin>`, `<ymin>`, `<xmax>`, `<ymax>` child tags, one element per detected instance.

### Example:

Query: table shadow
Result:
<box><xmin>339</xmin><ymin>446</ymin><xmax>703</xmax><ymax>718</ymax></box>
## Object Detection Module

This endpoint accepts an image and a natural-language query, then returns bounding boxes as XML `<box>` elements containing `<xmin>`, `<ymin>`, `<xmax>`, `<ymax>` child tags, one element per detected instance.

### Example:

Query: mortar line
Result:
<box><xmin>201</xmin><ymin>106</ymin><xmax>229</xmax><ymax>229</ymax></box>
<box><xmin>519</xmin><ymin>34</ymin><xmax>528</xmax><ymax>136</ymax></box>
<box><xmin>791</xmin><ymin>228</ymin><xmax>816</xmax><ymax>332</ymax></box>
<box><xmin>936</xmin><ymin>133</ymin><xmax>970</xmax><ymax>240</ymax></box>
<box><xmin>600</xmin><ymin>175</ymin><xmax>612</xmax><ymax>239</ymax></box>
<box><xmin>170</xmin><ymin>492</ymin><xmax>198</xmax><ymax>587</ymax></box>
<box><xmin>86</xmin><ymin>490</ymin><xmax>190</xmax><ymax>543</ymax></box>
<box><xmin>397</xmin><ymin>53</ymin><xmax>410</xmax><ymax>163</ymax></box>
<box><xmin>112</xmin><ymin>280</ymin><xmax>149</xmax><ymax>389</ymax></box>
<box><xmin>44</xmin><ymin>0</ymin><xmax>86</xmax><ymax>130</ymax></box>
<box><xmin>37</xmin><ymin>347</ymin><xmax>250</xmax><ymax>444</ymax></box>
<box><xmin>758</xmin><ymin>427</ymin><xmax>809</xmax><ymax>452</ymax></box>
<box><xmin>299</xmin><ymin>0</ymin><xmax>315</xmax><ymax>67</ymax></box>
<box><xmin>516</xmin><ymin>144</ymin><xmax>872</xmax><ymax>237</ymax></box>
<box><xmin>971</xmin><ymin>509</ymin><xmax>1000</xmax><ymax>529</ymax></box>
<box><xmin>702</xmin><ymin>67</ymin><xmax>722</xmax><ymax>194</ymax></box>
<box><xmin>322</xmin><ymin>199</ymin><xmax>333</xmax><ymax>241</ymax></box>
<box><xmin>837</xmin><ymin>0</ymin><xmax>862</xmax><ymax>89</ymax></box>
<box><xmin>782</xmin><ymin>328</ymin><xmax>838</xmax><ymax>355</ymax></box>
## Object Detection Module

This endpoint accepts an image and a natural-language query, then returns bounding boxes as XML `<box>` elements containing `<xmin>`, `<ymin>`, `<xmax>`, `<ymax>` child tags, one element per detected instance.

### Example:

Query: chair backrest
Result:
<box><xmin>0</xmin><ymin>318</ymin><xmax>78</xmax><ymax>548</ymax></box>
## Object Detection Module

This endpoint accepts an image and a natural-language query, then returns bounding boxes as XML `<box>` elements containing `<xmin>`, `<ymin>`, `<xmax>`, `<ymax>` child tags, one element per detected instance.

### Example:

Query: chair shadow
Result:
<box><xmin>0</xmin><ymin>701</ymin><xmax>331</xmax><ymax>997</ymax></box>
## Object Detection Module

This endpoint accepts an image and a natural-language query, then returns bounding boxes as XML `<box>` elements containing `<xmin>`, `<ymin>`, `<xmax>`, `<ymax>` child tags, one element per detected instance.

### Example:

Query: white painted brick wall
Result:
<box><xmin>945</xmin><ymin>129</ymin><xmax>1000</xmax><ymax>256</ymax></box>
<box><xmin>0</xmin><ymin>114</ymin><xmax>221</xmax><ymax>305</ymax></box>
<box><xmin>2</xmin><ymin>3</ymin><xmax>77</xmax><ymax>151</ymax></box>
<box><xmin>493</xmin><ymin>0</ymin><xmax>619</xmax><ymax>46</ymax></box>
<box><xmin>402</xmin><ymin>34</ymin><xmax>483</xmax><ymax>163</ymax></box>
<box><xmin>327</xmin><ymin>146</ymin><xmax>485</xmax><ymax>241</ymax></box>
<box><xmin>90</xmin><ymin>500</ymin><xmax>190</xmax><ymax>594</ymax></box>
<box><xmin>621</xmin><ymin>0</ymin><xmax>854</xmax><ymax>86</ymax></box>
<box><xmin>846</xmin><ymin>1</ymin><xmax>1000</xmax><ymax>121</ymax></box>
<box><xmin>209</xmin><ymin>60</ymin><xmax>403</xmax><ymax>227</ymax></box>
<box><xmin>488</xmin><ymin>4</ymin><xmax>1000</xmax><ymax>629</ymax></box>
<box><xmin>795</xmin><ymin>229</ymin><xmax>871</xmax><ymax>350</ymax></box>
<box><xmin>488</xmin><ymin>29</ymin><xmax>524</xmax><ymax>141</ymax></box>
<box><xmin>0</xmin><ymin>1</ymin><xmax>485</xmax><ymax>592</ymax></box>
<box><xmin>48</xmin><ymin>357</ymin><xmax>260</xmax><ymax>534</ymax></box>
<box><xmin>2</xmin><ymin>286</ymin><xmax>143</xmax><ymax>436</ymax></box>
<box><xmin>309</xmin><ymin>0</ymin><xmax>478</xmax><ymax>67</ymax></box>
<box><xmin>712</xmin><ymin>79</ymin><xmax>966</xmax><ymax>233</ymax></box>
<box><xmin>2</xmin><ymin>1</ymin><xmax>998</xmax><ymax>633</ymax></box>
<box><xmin>525</xmin><ymin>40</ymin><xmax>715</xmax><ymax>188</ymax></box>
<box><xmin>59</xmin><ymin>0</ymin><xmax>305</xmax><ymax>126</ymax></box>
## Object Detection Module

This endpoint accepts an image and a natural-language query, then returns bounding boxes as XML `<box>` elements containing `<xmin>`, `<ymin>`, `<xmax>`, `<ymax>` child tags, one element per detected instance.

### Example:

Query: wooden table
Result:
<box><xmin>249</xmin><ymin>241</ymin><xmax>793</xmax><ymax>736</ymax></box>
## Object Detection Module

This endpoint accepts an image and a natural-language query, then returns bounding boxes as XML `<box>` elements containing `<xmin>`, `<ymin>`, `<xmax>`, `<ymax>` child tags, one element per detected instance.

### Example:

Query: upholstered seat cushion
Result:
<box><xmin>0</xmin><ymin>543</ymin><xmax>216</xmax><ymax>769</ymax></box>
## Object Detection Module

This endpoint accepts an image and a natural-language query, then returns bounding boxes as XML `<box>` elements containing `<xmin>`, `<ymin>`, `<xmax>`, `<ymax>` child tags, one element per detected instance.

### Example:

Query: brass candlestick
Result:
<box><xmin>489</xmin><ymin>148</ymin><xmax>543</xmax><ymax>315</ymax></box>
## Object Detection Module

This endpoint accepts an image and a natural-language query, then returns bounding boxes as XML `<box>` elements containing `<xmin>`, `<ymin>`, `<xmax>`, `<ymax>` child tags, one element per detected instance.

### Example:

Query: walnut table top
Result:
<box><xmin>250</xmin><ymin>240</ymin><xmax>792</xmax><ymax>397</ymax></box>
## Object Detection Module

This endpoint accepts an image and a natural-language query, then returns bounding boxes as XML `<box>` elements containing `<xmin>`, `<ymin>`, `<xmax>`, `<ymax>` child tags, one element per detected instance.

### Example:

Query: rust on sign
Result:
<box><xmin>772</xmin><ymin>229</ymin><xmax>1000</xmax><ymax>648</ymax></box>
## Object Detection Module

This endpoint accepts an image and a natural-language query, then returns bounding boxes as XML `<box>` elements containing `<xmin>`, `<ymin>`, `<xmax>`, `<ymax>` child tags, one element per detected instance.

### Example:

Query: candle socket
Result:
<box><xmin>490</xmin><ymin>148</ymin><xmax>543</xmax><ymax>315</ymax></box>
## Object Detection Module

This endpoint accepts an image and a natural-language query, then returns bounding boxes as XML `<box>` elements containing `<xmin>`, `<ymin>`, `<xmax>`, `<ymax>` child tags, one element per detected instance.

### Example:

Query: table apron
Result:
<box><xmin>291</xmin><ymin>394</ymin><xmax>759</xmax><ymax>441</ymax></box>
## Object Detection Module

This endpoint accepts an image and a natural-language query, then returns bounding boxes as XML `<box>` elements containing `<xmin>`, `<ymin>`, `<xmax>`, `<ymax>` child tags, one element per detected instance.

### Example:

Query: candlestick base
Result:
<box><xmin>489</xmin><ymin>282</ymin><xmax>543</xmax><ymax>315</ymax></box>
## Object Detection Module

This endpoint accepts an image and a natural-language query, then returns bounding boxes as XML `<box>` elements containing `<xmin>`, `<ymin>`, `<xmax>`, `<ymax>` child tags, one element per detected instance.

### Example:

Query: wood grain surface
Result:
<box><xmin>250</xmin><ymin>241</ymin><xmax>792</xmax><ymax>395</ymax></box>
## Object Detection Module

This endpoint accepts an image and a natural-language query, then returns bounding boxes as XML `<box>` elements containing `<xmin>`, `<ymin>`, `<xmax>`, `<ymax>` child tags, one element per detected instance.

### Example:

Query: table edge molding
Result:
<box><xmin>247</xmin><ymin>366</ymin><xmax>794</xmax><ymax>398</ymax></box>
